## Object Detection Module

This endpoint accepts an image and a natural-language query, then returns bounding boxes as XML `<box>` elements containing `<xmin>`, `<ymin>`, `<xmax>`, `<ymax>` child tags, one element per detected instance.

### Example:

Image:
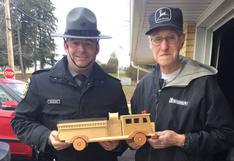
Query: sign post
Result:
<box><xmin>4</xmin><ymin>68</ymin><xmax>15</xmax><ymax>79</ymax></box>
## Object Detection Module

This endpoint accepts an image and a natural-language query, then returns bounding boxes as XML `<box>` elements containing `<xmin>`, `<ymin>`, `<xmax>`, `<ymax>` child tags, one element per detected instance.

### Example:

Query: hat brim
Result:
<box><xmin>51</xmin><ymin>33</ymin><xmax>111</xmax><ymax>39</ymax></box>
<box><xmin>145</xmin><ymin>24</ymin><xmax>182</xmax><ymax>35</ymax></box>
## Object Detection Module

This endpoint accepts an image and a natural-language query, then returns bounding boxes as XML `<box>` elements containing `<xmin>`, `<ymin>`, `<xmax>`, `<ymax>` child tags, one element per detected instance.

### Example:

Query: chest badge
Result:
<box><xmin>47</xmin><ymin>99</ymin><xmax>61</xmax><ymax>105</ymax></box>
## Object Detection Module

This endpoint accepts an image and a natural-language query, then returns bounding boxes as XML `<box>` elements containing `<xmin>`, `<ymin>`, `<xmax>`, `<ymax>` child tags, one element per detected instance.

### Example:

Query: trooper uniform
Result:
<box><xmin>11</xmin><ymin>56</ymin><xmax>128</xmax><ymax>161</ymax></box>
<box><xmin>11</xmin><ymin>7</ymin><xmax>129</xmax><ymax>161</ymax></box>
<box><xmin>11</xmin><ymin>6</ymin><xmax>130</xmax><ymax>161</ymax></box>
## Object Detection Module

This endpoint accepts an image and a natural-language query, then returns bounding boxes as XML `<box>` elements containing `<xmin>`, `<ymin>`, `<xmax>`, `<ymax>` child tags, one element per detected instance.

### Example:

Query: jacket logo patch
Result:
<box><xmin>169</xmin><ymin>97</ymin><xmax>188</xmax><ymax>106</ymax></box>
<box><xmin>47</xmin><ymin>99</ymin><xmax>61</xmax><ymax>105</ymax></box>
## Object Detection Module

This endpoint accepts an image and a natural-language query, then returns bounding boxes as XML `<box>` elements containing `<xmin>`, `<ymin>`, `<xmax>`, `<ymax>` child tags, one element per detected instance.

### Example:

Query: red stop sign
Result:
<box><xmin>4</xmin><ymin>68</ymin><xmax>15</xmax><ymax>79</ymax></box>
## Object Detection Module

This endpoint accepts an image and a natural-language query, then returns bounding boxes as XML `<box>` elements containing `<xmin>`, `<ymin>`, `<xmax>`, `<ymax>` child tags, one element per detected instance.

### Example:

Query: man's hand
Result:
<box><xmin>99</xmin><ymin>141</ymin><xmax>120</xmax><ymax>151</ymax></box>
<box><xmin>48</xmin><ymin>130</ymin><xmax>71</xmax><ymax>150</ymax></box>
<box><xmin>148</xmin><ymin>130</ymin><xmax>185</xmax><ymax>149</ymax></box>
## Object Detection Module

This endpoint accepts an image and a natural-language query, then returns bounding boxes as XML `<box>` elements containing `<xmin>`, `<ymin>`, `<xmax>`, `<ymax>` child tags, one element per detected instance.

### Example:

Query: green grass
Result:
<box><xmin>108</xmin><ymin>72</ymin><xmax>136</xmax><ymax>103</ymax></box>
<box><xmin>122</xmin><ymin>85</ymin><xmax>136</xmax><ymax>114</ymax></box>
<box><xmin>122</xmin><ymin>85</ymin><xmax>136</xmax><ymax>104</ymax></box>
<box><xmin>108</xmin><ymin>72</ymin><xmax>136</xmax><ymax>113</ymax></box>
<box><xmin>109</xmin><ymin>72</ymin><xmax>127</xmax><ymax>78</ymax></box>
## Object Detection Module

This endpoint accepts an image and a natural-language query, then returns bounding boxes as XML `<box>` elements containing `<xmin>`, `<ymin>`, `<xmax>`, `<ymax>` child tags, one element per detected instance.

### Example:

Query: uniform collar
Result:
<box><xmin>68</xmin><ymin>64</ymin><xmax>92</xmax><ymax>78</ymax></box>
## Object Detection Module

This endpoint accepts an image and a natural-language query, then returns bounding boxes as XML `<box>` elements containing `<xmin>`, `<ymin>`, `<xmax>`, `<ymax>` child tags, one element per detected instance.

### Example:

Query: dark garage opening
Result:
<box><xmin>211</xmin><ymin>18</ymin><xmax>234</xmax><ymax>115</ymax></box>
<box><xmin>211</xmin><ymin>18</ymin><xmax>234</xmax><ymax>161</ymax></box>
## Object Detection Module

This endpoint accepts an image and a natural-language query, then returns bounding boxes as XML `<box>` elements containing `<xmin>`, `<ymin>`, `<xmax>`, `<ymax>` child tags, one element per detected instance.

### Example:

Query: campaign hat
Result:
<box><xmin>52</xmin><ymin>7</ymin><xmax>111</xmax><ymax>39</ymax></box>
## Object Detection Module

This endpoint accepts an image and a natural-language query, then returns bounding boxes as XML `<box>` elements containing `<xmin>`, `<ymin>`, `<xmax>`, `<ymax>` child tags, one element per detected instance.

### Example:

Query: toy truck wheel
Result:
<box><xmin>73</xmin><ymin>137</ymin><xmax>87</xmax><ymax>151</ymax></box>
<box><xmin>133</xmin><ymin>132</ymin><xmax>147</xmax><ymax>146</ymax></box>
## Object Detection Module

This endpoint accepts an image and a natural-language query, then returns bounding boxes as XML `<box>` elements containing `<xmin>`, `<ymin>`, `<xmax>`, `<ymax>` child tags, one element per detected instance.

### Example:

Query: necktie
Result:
<box><xmin>75</xmin><ymin>74</ymin><xmax>87</xmax><ymax>88</ymax></box>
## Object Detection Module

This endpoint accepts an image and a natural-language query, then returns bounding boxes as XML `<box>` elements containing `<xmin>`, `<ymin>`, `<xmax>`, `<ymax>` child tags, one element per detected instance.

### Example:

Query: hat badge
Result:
<box><xmin>155</xmin><ymin>7</ymin><xmax>171</xmax><ymax>23</ymax></box>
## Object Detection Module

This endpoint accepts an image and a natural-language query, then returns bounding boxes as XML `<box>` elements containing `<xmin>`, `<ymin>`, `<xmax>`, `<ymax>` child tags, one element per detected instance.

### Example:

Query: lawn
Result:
<box><xmin>109</xmin><ymin>72</ymin><xmax>136</xmax><ymax>103</ymax></box>
<box><xmin>122</xmin><ymin>85</ymin><xmax>136</xmax><ymax>114</ymax></box>
<box><xmin>122</xmin><ymin>85</ymin><xmax>136</xmax><ymax>104</ymax></box>
<box><xmin>109</xmin><ymin>72</ymin><xmax>127</xmax><ymax>78</ymax></box>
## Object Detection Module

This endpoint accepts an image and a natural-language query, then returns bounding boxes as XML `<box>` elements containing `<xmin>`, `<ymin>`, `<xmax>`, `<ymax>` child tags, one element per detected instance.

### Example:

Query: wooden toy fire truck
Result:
<box><xmin>57</xmin><ymin>113</ymin><xmax>155</xmax><ymax>151</ymax></box>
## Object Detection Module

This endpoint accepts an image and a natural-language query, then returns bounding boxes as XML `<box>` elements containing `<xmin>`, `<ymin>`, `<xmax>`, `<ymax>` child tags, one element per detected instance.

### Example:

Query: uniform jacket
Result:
<box><xmin>131</xmin><ymin>56</ymin><xmax>234</xmax><ymax>161</ymax></box>
<box><xmin>11</xmin><ymin>56</ymin><xmax>129</xmax><ymax>161</ymax></box>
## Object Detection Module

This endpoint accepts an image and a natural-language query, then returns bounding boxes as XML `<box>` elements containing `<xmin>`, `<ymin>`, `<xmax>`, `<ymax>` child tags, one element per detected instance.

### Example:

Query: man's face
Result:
<box><xmin>149</xmin><ymin>28</ymin><xmax>184</xmax><ymax>71</ymax></box>
<box><xmin>64</xmin><ymin>38</ymin><xmax>99</xmax><ymax>73</ymax></box>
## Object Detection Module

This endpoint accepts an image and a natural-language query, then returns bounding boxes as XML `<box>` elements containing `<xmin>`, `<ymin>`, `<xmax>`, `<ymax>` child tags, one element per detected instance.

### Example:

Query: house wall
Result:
<box><xmin>181</xmin><ymin>22</ymin><xmax>196</xmax><ymax>58</ymax></box>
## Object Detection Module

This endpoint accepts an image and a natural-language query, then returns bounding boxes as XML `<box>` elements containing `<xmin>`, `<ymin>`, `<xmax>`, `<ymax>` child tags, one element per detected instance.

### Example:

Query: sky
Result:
<box><xmin>51</xmin><ymin>0</ymin><xmax>131</xmax><ymax>68</ymax></box>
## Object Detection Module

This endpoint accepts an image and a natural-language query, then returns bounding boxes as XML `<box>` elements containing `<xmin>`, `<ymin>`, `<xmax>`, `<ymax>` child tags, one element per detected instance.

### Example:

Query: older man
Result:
<box><xmin>130</xmin><ymin>7</ymin><xmax>234</xmax><ymax>161</ymax></box>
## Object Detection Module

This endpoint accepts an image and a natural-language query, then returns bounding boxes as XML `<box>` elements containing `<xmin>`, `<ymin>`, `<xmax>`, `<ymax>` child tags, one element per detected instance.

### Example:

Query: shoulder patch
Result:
<box><xmin>32</xmin><ymin>68</ymin><xmax>50</xmax><ymax>75</ymax></box>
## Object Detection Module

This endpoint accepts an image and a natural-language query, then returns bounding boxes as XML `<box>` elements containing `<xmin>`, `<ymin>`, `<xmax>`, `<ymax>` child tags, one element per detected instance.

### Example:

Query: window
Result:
<box><xmin>125</xmin><ymin>119</ymin><xmax>132</xmax><ymax>124</ymax></box>
<box><xmin>0</xmin><ymin>87</ymin><xmax>13</xmax><ymax>105</ymax></box>
<box><xmin>143</xmin><ymin>117</ymin><xmax>147</xmax><ymax>123</ymax></box>
<box><xmin>4</xmin><ymin>83</ymin><xmax>26</xmax><ymax>98</ymax></box>
<box><xmin>134</xmin><ymin>118</ymin><xmax>139</xmax><ymax>123</ymax></box>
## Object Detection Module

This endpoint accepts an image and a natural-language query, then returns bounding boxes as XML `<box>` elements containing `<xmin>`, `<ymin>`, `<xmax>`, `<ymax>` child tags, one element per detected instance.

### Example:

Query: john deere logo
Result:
<box><xmin>155</xmin><ymin>7</ymin><xmax>171</xmax><ymax>23</ymax></box>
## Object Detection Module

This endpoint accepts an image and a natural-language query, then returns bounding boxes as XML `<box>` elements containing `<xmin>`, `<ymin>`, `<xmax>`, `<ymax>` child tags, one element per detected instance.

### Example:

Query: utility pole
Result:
<box><xmin>17</xmin><ymin>27</ymin><xmax>26</xmax><ymax>78</ymax></box>
<box><xmin>3</xmin><ymin>0</ymin><xmax>14</xmax><ymax>70</ymax></box>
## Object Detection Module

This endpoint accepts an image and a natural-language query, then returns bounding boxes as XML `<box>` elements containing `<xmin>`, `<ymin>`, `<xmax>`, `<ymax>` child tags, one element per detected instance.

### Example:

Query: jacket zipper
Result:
<box><xmin>147</xmin><ymin>82</ymin><xmax>164</xmax><ymax>161</ymax></box>
<box><xmin>78</xmin><ymin>81</ymin><xmax>94</xmax><ymax>116</ymax></box>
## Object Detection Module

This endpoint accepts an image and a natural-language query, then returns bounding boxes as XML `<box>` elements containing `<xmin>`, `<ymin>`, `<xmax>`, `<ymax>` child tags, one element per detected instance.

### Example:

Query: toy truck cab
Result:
<box><xmin>120</xmin><ymin>113</ymin><xmax>155</xmax><ymax>145</ymax></box>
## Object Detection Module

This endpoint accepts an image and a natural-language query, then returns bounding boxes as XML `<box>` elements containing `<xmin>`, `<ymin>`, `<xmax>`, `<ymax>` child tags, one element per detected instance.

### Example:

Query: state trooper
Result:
<box><xmin>11</xmin><ymin>7</ymin><xmax>128</xmax><ymax>161</ymax></box>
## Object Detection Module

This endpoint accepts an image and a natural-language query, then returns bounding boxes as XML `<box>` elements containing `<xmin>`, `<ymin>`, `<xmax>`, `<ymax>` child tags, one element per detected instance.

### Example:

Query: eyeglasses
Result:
<box><xmin>150</xmin><ymin>33</ymin><xmax>179</xmax><ymax>46</ymax></box>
